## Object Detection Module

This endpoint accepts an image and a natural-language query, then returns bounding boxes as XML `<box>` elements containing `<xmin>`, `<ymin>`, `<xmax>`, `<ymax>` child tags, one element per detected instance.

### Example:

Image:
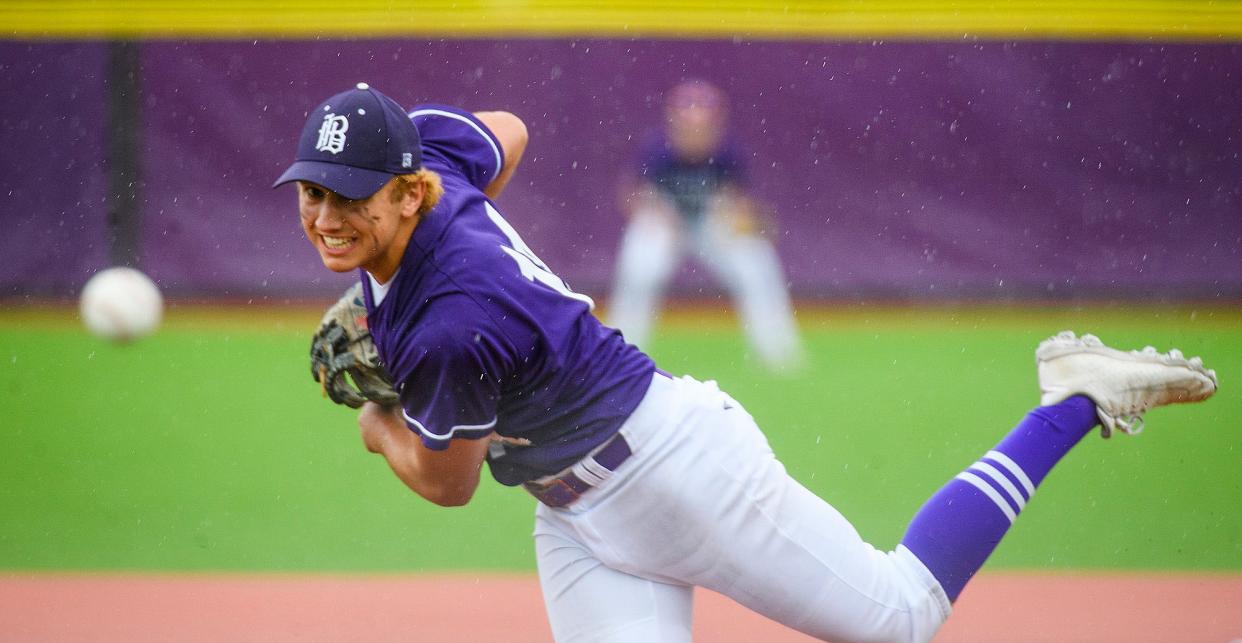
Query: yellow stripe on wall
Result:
<box><xmin>4</xmin><ymin>0</ymin><xmax>1242</xmax><ymax>41</ymax></box>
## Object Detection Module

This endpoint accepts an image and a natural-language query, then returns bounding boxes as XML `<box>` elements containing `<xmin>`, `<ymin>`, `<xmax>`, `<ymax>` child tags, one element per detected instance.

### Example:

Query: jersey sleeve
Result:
<box><xmin>409</xmin><ymin>104</ymin><xmax>504</xmax><ymax>191</ymax></box>
<box><xmin>634</xmin><ymin>131</ymin><xmax>668</xmax><ymax>181</ymax></box>
<box><xmin>390</xmin><ymin>298</ymin><xmax>513</xmax><ymax>451</ymax></box>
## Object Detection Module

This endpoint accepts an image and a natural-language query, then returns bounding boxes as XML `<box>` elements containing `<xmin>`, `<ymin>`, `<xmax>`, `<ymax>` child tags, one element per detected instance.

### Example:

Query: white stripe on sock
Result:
<box><xmin>984</xmin><ymin>450</ymin><xmax>1036</xmax><ymax>497</ymax></box>
<box><xmin>955</xmin><ymin>471</ymin><xmax>1017</xmax><ymax>523</ymax></box>
<box><xmin>970</xmin><ymin>461</ymin><xmax>1028</xmax><ymax>511</ymax></box>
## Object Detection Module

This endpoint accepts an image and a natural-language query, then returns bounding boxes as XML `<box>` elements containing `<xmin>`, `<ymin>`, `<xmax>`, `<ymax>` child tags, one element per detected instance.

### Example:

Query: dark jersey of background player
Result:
<box><xmin>635</xmin><ymin>131</ymin><xmax>746</xmax><ymax>226</ymax></box>
<box><xmin>361</xmin><ymin>105</ymin><xmax>655</xmax><ymax>486</ymax></box>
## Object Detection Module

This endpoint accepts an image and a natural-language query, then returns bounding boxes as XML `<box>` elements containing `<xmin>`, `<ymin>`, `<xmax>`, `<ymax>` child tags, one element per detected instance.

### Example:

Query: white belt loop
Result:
<box><xmin>573</xmin><ymin>457</ymin><xmax>612</xmax><ymax>487</ymax></box>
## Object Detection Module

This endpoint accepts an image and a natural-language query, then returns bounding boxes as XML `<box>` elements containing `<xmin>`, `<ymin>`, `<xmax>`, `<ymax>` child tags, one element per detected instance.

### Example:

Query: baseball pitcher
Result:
<box><xmin>275</xmin><ymin>83</ymin><xmax>1218</xmax><ymax>642</ymax></box>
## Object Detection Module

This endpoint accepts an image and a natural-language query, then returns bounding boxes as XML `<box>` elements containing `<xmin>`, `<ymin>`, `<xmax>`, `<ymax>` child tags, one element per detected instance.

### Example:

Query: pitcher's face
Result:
<box><xmin>298</xmin><ymin>178</ymin><xmax>417</xmax><ymax>281</ymax></box>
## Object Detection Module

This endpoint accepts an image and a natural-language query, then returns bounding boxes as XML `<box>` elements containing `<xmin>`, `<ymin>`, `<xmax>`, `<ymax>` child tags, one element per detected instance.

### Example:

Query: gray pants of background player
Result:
<box><xmin>608</xmin><ymin>206</ymin><xmax>804</xmax><ymax>370</ymax></box>
<box><xmin>533</xmin><ymin>373</ymin><xmax>951</xmax><ymax>642</ymax></box>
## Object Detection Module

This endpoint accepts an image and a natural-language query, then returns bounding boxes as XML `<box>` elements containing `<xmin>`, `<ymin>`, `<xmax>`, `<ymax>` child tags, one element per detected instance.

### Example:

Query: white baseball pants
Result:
<box><xmin>607</xmin><ymin>207</ymin><xmax>803</xmax><ymax>370</ymax></box>
<box><xmin>534</xmin><ymin>373</ymin><xmax>951</xmax><ymax>642</ymax></box>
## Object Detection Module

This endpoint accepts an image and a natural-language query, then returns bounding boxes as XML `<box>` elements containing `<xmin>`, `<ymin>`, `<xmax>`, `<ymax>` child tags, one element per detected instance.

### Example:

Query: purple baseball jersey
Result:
<box><xmin>636</xmin><ymin>131</ymin><xmax>747</xmax><ymax>222</ymax></box>
<box><xmin>361</xmin><ymin>104</ymin><xmax>656</xmax><ymax>486</ymax></box>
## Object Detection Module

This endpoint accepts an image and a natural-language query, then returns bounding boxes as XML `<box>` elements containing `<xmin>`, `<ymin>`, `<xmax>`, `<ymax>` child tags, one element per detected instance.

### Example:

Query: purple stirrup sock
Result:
<box><xmin>899</xmin><ymin>395</ymin><xmax>1098</xmax><ymax>602</ymax></box>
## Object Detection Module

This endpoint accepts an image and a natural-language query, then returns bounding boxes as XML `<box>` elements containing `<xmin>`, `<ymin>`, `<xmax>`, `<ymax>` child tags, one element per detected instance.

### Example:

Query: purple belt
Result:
<box><xmin>523</xmin><ymin>432</ymin><xmax>633</xmax><ymax>508</ymax></box>
<box><xmin>523</xmin><ymin>369</ymin><xmax>668</xmax><ymax>508</ymax></box>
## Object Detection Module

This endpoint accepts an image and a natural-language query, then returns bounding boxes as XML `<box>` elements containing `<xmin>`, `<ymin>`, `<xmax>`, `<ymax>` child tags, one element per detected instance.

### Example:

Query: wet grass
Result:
<box><xmin>1</xmin><ymin>305</ymin><xmax>1238</xmax><ymax>571</ymax></box>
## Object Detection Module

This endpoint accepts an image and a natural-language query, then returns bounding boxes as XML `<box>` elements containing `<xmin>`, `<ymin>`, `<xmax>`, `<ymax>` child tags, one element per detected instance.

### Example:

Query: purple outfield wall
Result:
<box><xmin>3</xmin><ymin>39</ymin><xmax>1240</xmax><ymax>301</ymax></box>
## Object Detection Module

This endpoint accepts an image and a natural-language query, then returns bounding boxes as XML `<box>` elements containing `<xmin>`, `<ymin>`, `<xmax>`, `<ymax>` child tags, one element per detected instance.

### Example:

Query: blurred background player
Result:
<box><xmin>608</xmin><ymin>80</ymin><xmax>803</xmax><ymax>370</ymax></box>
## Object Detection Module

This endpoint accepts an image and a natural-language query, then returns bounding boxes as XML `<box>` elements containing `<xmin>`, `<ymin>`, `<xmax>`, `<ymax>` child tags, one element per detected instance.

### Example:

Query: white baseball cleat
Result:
<box><xmin>1036</xmin><ymin>330</ymin><xmax>1218</xmax><ymax>438</ymax></box>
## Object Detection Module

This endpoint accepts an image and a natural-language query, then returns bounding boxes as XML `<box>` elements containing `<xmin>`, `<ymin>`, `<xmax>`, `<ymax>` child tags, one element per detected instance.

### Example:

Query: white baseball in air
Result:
<box><xmin>79</xmin><ymin>267</ymin><xmax>164</xmax><ymax>342</ymax></box>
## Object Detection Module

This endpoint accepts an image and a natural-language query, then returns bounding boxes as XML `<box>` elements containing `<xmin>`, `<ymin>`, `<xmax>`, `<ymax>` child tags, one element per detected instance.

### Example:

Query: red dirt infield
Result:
<box><xmin>2</xmin><ymin>572</ymin><xmax>1239</xmax><ymax>641</ymax></box>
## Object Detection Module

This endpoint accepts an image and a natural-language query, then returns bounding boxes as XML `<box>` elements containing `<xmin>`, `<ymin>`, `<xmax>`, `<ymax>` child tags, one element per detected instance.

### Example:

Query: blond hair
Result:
<box><xmin>393</xmin><ymin>168</ymin><xmax>444</xmax><ymax>216</ymax></box>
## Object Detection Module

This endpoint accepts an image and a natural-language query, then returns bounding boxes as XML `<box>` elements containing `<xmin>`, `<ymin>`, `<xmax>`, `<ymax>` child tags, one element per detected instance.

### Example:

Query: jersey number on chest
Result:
<box><xmin>485</xmin><ymin>203</ymin><xmax>595</xmax><ymax>309</ymax></box>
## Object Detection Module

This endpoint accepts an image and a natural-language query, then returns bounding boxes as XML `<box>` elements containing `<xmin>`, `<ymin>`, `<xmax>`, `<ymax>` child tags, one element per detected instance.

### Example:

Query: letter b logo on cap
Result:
<box><xmin>272</xmin><ymin>84</ymin><xmax>423</xmax><ymax>200</ymax></box>
<box><xmin>315</xmin><ymin>113</ymin><xmax>349</xmax><ymax>154</ymax></box>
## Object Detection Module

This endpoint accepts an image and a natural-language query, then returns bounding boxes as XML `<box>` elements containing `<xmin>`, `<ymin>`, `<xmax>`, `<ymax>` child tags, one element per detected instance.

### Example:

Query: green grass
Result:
<box><xmin>1</xmin><ymin>306</ymin><xmax>1239</xmax><ymax>572</ymax></box>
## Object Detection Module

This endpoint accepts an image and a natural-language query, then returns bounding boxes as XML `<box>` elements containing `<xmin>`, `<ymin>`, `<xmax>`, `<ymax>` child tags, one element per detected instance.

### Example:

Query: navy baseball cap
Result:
<box><xmin>273</xmin><ymin>82</ymin><xmax>421</xmax><ymax>200</ymax></box>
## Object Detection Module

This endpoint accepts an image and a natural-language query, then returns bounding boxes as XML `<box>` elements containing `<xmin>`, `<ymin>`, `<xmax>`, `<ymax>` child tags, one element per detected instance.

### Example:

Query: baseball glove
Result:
<box><xmin>310</xmin><ymin>283</ymin><xmax>399</xmax><ymax>409</ymax></box>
